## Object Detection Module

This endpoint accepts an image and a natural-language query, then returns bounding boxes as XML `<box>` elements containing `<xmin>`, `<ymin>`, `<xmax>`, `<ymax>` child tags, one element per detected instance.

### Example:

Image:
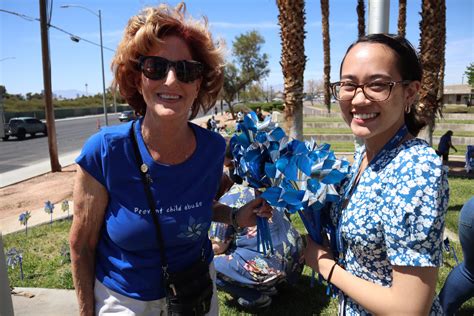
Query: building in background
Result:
<box><xmin>443</xmin><ymin>84</ymin><xmax>473</xmax><ymax>107</ymax></box>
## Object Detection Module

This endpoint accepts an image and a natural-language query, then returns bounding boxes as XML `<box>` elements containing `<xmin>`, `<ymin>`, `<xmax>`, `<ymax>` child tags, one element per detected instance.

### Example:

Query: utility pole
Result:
<box><xmin>39</xmin><ymin>0</ymin><xmax>61</xmax><ymax>172</ymax></box>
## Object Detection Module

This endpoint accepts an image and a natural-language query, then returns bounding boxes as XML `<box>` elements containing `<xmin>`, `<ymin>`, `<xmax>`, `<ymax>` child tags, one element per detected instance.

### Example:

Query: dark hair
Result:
<box><xmin>340</xmin><ymin>33</ymin><xmax>425</xmax><ymax>136</ymax></box>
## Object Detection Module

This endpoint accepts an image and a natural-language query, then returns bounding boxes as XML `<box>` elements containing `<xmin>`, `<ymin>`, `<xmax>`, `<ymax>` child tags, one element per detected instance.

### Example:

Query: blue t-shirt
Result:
<box><xmin>333</xmin><ymin>138</ymin><xmax>449</xmax><ymax>315</ymax></box>
<box><xmin>75</xmin><ymin>118</ymin><xmax>226</xmax><ymax>301</ymax></box>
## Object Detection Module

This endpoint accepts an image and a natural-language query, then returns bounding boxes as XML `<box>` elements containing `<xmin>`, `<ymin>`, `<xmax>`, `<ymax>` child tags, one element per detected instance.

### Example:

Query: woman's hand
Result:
<box><xmin>235</xmin><ymin>197</ymin><xmax>273</xmax><ymax>228</ymax></box>
<box><xmin>303</xmin><ymin>235</ymin><xmax>336</xmax><ymax>278</ymax></box>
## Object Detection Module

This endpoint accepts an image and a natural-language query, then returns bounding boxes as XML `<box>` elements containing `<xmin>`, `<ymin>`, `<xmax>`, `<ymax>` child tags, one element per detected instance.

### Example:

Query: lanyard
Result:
<box><xmin>335</xmin><ymin>125</ymin><xmax>408</xmax><ymax>261</ymax></box>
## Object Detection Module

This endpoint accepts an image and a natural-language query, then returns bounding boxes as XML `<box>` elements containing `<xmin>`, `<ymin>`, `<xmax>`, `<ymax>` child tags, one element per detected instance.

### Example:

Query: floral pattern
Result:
<box><xmin>333</xmin><ymin>138</ymin><xmax>448</xmax><ymax>315</ymax></box>
<box><xmin>213</xmin><ymin>184</ymin><xmax>304</xmax><ymax>289</ymax></box>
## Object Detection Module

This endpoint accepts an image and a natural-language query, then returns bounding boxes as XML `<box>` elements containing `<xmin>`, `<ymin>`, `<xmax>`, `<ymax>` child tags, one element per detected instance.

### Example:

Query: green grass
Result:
<box><xmin>4</xmin><ymin>174</ymin><xmax>473</xmax><ymax>314</ymax></box>
<box><xmin>445</xmin><ymin>177</ymin><xmax>474</xmax><ymax>234</ymax></box>
<box><xmin>438</xmin><ymin>119</ymin><xmax>474</xmax><ymax>124</ymax></box>
<box><xmin>443</xmin><ymin>105</ymin><xmax>474</xmax><ymax>113</ymax></box>
<box><xmin>330</xmin><ymin>142</ymin><xmax>357</xmax><ymax>153</ymax></box>
<box><xmin>304</xmin><ymin>128</ymin><xmax>352</xmax><ymax>135</ymax></box>
<box><xmin>4</xmin><ymin>219</ymin><xmax>73</xmax><ymax>289</ymax></box>
<box><xmin>303</xmin><ymin>117</ymin><xmax>345</xmax><ymax>123</ymax></box>
<box><xmin>434</xmin><ymin>130</ymin><xmax>474</xmax><ymax>137</ymax></box>
<box><xmin>307</xmin><ymin>102</ymin><xmax>341</xmax><ymax>112</ymax></box>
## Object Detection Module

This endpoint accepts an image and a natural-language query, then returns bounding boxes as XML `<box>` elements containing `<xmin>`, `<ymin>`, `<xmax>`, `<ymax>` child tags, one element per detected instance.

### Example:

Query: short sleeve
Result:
<box><xmin>382</xmin><ymin>148</ymin><xmax>448</xmax><ymax>267</ymax></box>
<box><xmin>75</xmin><ymin>132</ymin><xmax>107</xmax><ymax>186</ymax></box>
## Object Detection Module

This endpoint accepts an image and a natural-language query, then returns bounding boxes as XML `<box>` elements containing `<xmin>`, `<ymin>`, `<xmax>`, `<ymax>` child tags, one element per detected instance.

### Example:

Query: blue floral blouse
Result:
<box><xmin>333</xmin><ymin>138</ymin><xmax>449</xmax><ymax>315</ymax></box>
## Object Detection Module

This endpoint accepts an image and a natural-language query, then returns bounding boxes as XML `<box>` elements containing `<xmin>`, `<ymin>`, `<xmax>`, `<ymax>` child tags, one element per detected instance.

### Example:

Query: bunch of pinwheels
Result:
<box><xmin>230</xmin><ymin>112</ymin><xmax>288</xmax><ymax>254</ymax></box>
<box><xmin>230</xmin><ymin>111</ymin><xmax>350</xmax><ymax>279</ymax></box>
<box><xmin>262</xmin><ymin>139</ymin><xmax>349</xmax><ymax>247</ymax></box>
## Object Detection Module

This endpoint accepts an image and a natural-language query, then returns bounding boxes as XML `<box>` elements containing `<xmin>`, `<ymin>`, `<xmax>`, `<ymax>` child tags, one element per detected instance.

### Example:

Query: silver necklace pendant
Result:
<box><xmin>140</xmin><ymin>163</ymin><xmax>149</xmax><ymax>173</ymax></box>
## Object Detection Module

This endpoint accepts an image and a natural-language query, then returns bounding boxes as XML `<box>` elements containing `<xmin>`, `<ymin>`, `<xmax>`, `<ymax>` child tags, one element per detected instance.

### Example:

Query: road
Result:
<box><xmin>0</xmin><ymin>110</ymin><xmax>215</xmax><ymax>174</ymax></box>
<box><xmin>0</xmin><ymin>114</ymin><xmax>121</xmax><ymax>173</ymax></box>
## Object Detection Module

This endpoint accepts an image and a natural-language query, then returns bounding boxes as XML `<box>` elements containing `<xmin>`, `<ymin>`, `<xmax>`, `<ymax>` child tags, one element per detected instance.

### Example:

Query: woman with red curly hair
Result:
<box><xmin>70</xmin><ymin>3</ymin><xmax>271</xmax><ymax>315</ymax></box>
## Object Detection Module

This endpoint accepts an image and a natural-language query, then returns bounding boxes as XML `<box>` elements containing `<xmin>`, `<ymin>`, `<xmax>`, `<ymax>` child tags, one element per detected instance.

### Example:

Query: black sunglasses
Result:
<box><xmin>138</xmin><ymin>56</ymin><xmax>204</xmax><ymax>83</ymax></box>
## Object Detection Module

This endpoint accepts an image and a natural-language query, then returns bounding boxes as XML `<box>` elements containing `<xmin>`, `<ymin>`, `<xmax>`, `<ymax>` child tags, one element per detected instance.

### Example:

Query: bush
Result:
<box><xmin>244</xmin><ymin>101</ymin><xmax>284</xmax><ymax>113</ymax></box>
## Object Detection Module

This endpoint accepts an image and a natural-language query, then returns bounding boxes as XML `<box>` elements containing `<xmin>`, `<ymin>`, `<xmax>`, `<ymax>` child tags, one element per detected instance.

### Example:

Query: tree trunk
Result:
<box><xmin>321</xmin><ymin>0</ymin><xmax>331</xmax><ymax>114</ymax></box>
<box><xmin>357</xmin><ymin>0</ymin><xmax>365</xmax><ymax>38</ymax></box>
<box><xmin>419</xmin><ymin>0</ymin><xmax>445</xmax><ymax>146</ymax></box>
<box><xmin>437</xmin><ymin>0</ymin><xmax>446</xmax><ymax>114</ymax></box>
<box><xmin>398</xmin><ymin>0</ymin><xmax>407</xmax><ymax>37</ymax></box>
<box><xmin>277</xmin><ymin>0</ymin><xmax>306</xmax><ymax>140</ymax></box>
<box><xmin>39</xmin><ymin>0</ymin><xmax>61</xmax><ymax>172</ymax></box>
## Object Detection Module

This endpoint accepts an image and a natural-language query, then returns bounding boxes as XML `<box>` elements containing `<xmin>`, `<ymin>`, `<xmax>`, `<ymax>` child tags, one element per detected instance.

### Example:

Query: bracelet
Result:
<box><xmin>230</xmin><ymin>207</ymin><xmax>241</xmax><ymax>229</ymax></box>
<box><xmin>326</xmin><ymin>261</ymin><xmax>338</xmax><ymax>284</ymax></box>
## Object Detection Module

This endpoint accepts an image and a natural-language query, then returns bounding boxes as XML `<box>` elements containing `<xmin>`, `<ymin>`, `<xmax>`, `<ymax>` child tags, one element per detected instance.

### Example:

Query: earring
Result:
<box><xmin>405</xmin><ymin>104</ymin><xmax>411</xmax><ymax>114</ymax></box>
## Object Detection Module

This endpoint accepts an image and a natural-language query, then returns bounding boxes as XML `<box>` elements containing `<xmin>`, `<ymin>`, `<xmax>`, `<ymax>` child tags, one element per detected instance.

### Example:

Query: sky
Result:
<box><xmin>1</xmin><ymin>0</ymin><xmax>473</xmax><ymax>97</ymax></box>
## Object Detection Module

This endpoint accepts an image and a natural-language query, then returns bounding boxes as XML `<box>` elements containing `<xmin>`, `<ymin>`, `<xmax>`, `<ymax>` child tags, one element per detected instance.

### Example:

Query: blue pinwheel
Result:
<box><xmin>61</xmin><ymin>200</ymin><xmax>70</xmax><ymax>218</ymax></box>
<box><xmin>18</xmin><ymin>211</ymin><xmax>31</xmax><ymax>235</ymax></box>
<box><xmin>6</xmin><ymin>247</ymin><xmax>24</xmax><ymax>280</ymax></box>
<box><xmin>44</xmin><ymin>200</ymin><xmax>54</xmax><ymax>226</ymax></box>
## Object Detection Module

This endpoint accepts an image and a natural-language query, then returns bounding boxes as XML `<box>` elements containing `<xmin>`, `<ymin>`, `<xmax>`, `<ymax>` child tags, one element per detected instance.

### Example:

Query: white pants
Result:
<box><xmin>94</xmin><ymin>263</ymin><xmax>218</xmax><ymax>316</ymax></box>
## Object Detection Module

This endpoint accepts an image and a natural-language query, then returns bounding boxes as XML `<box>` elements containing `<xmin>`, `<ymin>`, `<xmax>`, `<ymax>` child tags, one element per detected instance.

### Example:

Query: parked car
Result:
<box><xmin>118</xmin><ymin>110</ymin><xmax>137</xmax><ymax>122</ymax></box>
<box><xmin>3</xmin><ymin>117</ymin><xmax>47</xmax><ymax>140</ymax></box>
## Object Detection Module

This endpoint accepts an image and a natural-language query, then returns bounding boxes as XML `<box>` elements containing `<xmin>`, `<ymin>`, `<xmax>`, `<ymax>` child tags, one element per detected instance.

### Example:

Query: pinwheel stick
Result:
<box><xmin>254</xmin><ymin>189</ymin><xmax>274</xmax><ymax>255</ymax></box>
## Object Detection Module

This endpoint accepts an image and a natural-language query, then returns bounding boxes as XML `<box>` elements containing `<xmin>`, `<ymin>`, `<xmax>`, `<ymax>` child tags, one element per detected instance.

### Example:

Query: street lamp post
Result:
<box><xmin>60</xmin><ymin>4</ymin><xmax>108</xmax><ymax>126</ymax></box>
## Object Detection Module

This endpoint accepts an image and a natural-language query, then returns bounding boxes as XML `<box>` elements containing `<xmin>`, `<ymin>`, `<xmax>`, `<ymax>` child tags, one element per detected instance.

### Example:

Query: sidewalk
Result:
<box><xmin>11</xmin><ymin>287</ymin><xmax>78</xmax><ymax>316</ymax></box>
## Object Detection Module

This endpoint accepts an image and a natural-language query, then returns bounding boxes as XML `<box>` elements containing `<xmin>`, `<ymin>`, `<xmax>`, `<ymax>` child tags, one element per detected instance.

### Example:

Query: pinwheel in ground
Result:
<box><xmin>18</xmin><ymin>211</ymin><xmax>31</xmax><ymax>235</ymax></box>
<box><xmin>44</xmin><ymin>200</ymin><xmax>54</xmax><ymax>226</ymax></box>
<box><xmin>6</xmin><ymin>247</ymin><xmax>24</xmax><ymax>280</ymax></box>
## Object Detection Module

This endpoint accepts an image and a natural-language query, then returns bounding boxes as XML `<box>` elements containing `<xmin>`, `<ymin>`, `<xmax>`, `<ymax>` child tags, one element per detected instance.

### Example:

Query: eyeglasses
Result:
<box><xmin>330</xmin><ymin>80</ymin><xmax>411</xmax><ymax>102</ymax></box>
<box><xmin>138</xmin><ymin>56</ymin><xmax>204</xmax><ymax>83</ymax></box>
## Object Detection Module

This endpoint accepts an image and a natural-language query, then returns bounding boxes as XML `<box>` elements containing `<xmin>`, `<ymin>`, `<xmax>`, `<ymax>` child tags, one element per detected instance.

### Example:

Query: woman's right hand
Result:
<box><xmin>236</xmin><ymin>197</ymin><xmax>273</xmax><ymax>228</ymax></box>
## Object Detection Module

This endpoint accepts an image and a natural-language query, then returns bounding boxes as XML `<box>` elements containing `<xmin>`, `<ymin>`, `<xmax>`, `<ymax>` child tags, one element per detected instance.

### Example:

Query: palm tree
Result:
<box><xmin>321</xmin><ymin>0</ymin><xmax>331</xmax><ymax>114</ymax></box>
<box><xmin>276</xmin><ymin>0</ymin><xmax>306</xmax><ymax>140</ymax></box>
<box><xmin>357</xmin><ymin>0</ymin><xmax>365</xmax><ymax>38</ymax></box>
<box><xmin>419</xmin><ymin>0</ymin><xmax>446</xmax><ymax>145</ymax></box>
<box><xmin>398</xmin><ymin>0</ymin><xmax>407</xmax><ymax>37</ymax></box>
<box><xmin>437</xmin><ymin>1</ymin><xmax>446</xmax><ymax>109</ymax></box>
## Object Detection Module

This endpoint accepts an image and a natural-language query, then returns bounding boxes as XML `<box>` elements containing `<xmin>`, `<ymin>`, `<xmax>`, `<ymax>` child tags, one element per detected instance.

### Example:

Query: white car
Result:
<box><xmin>118</xmin><ymin>110</ymin><xmax>136</xmax><ymax>122</ymax></box>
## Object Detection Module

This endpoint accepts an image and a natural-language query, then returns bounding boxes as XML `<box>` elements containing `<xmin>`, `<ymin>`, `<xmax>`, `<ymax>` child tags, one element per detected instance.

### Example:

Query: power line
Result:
<box><xmin>0</xmin><ymin>8</ymin><xmax>115</xmax><ymax>52</ymax></box>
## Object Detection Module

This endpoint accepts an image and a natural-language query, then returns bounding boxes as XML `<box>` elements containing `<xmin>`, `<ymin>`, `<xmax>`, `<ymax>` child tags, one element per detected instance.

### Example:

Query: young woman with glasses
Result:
<box><xmin>70</xmin><ymin>3</ymin><xmax>271</xmax><ymax>315</ymax></box>
<box><xmin>304</xmin><ymin>34</ymin><xmax>448</xmax><ymax>315</ymax></box>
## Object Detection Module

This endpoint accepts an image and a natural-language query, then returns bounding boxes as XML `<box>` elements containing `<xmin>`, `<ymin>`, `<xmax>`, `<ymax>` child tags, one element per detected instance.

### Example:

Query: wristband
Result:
<box><xmin>231</xmin><ymin>207</ymin><xmax>241</xmax><ymax>229</ymax></box>
<box><xmin>326</xmin><ymin>261</ymin><xmax>338</xmax><ymax>284</ymax></box>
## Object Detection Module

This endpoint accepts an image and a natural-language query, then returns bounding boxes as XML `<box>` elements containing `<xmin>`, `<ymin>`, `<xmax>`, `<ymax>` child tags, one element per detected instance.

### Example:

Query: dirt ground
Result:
<box><xmin>0</xmin><ymin>164</ymin><xmax>77</xmax><ymax>222</ymax></box>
